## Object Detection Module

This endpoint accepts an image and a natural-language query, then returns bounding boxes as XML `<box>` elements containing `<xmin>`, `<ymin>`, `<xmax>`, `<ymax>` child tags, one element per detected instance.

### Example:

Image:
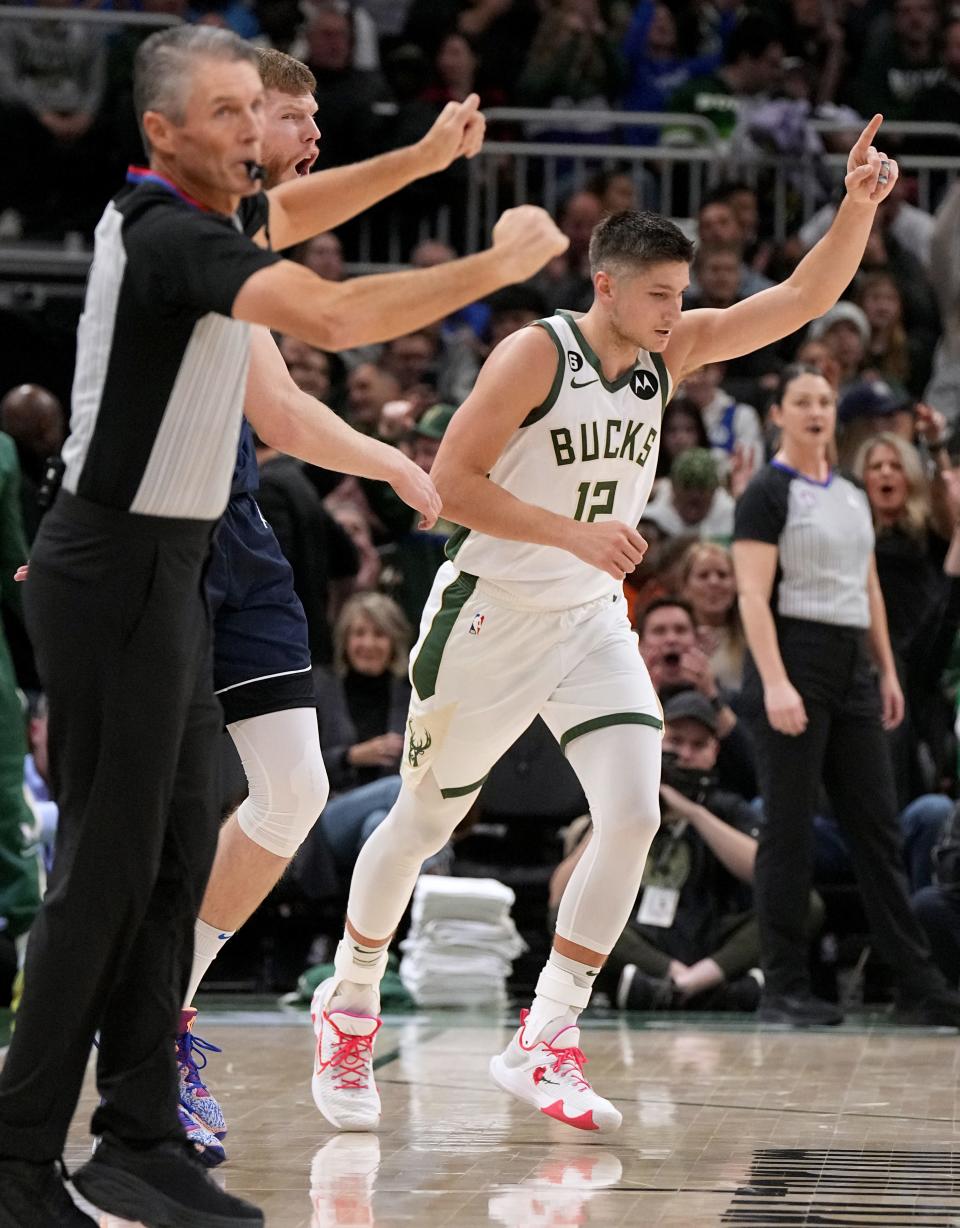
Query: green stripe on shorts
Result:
<box><xmin>411</xmin><ymin>571</ymin><xmax>478</xmax><ymax>701</ymax></box>
<box><xmin>440</xmin><ymin>774</ymin><xmax>489</xmax><ymax>799</ymax></box>
<box><xmin>560</xmin><ymin>711</ymin><xmax>663</xmax><ymax>754</ymax></box>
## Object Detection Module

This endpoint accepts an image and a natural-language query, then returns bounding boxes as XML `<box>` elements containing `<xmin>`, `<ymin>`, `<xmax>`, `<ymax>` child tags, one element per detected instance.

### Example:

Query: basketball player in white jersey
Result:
<box><xmin>312</xmin><ymin>117</ymin><xmax>899</xmax><ymax>1133</ymax></box>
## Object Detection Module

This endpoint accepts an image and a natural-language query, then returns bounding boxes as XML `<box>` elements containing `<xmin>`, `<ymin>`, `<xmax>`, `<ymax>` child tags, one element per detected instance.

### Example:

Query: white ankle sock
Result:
<box><xmin>184</xmin><ymin>919</ymin><xmax>234</xmax><ymax>1008</ymax></box>
<box><xmin>525</xmin><ymin>951</ymin><xmax>601</xmax><ymax>1039</ymax></box>
<box><xmin>331</xmin><ymin>932</ymin><xmax>388</xmax><ymax>1014</ymax></box>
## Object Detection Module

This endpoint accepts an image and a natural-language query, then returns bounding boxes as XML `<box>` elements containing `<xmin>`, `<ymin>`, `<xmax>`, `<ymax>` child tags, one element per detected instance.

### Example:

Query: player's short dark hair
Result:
<box><xmin>588</xmin><ymin>210</ymin><xmax>694</xmax><ymax>278</ymax></box>
<box><xmin>135</xmin><ymin>27</ymin><xmax>260</xmax><ymax>151</ymax></box>
<box><xmin>635</xmin><ymin>595</ymin><xmax>696</xmax><ymax>639</ymax></box>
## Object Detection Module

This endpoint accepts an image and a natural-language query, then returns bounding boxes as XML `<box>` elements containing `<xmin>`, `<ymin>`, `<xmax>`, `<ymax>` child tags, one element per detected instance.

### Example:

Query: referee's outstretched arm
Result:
<box><xmin>232</xmin><ymin>207</ymin><xmax>566</xmax><ymax>352</ymax></box>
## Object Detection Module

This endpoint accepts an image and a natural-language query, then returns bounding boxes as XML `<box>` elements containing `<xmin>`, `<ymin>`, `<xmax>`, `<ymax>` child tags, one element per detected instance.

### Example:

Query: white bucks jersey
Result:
<box><xmin>448</xmin><ymin>310</ymin><xmax>669</xmax><ymax>609</ymax></box>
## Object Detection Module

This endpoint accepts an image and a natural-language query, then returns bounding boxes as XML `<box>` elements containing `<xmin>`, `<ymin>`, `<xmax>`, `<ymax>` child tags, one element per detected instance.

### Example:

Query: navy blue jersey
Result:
<box><xmin>231</xmin><ymin>419</ymin><xmax>259</xmax><ymax>497</ymax></box>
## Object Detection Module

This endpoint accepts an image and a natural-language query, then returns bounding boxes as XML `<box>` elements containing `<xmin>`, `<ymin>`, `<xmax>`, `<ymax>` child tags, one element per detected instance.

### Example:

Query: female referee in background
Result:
<box><xmin>732</xmin><ymin>364</ymin><xmax>960</xmax><ymax>1028</ymax></box>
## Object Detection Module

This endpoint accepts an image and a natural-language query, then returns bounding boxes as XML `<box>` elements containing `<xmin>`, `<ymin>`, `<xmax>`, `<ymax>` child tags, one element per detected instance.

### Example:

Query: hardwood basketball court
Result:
<box><xmin>47</xmin><ymin>1003</ymin><xmax>960</xmax><ymax>1227</ymax></box>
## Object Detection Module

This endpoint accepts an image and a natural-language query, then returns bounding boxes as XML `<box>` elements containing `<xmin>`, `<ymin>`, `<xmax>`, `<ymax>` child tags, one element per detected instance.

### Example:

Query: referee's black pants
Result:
<box><xmin>746</xmin><ymin>618</ymin><xmax>943</xmax><ymax>1001</ymax></box>
<box><xmin>0</xmin><ymin>493</ymin><xmax>221</xmax><ymax>1160</ymax></box>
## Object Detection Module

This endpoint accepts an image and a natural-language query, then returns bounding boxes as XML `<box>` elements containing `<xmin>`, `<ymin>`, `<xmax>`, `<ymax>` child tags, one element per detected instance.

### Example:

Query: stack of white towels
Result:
<box><xmin>399</xmin><ymin>876</ymin><xmax>526</xmax><ymax>1009</ymax></box>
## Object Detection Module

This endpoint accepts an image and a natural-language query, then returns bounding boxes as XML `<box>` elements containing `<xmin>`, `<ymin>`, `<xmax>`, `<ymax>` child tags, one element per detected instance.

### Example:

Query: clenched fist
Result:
<box><xmin>492</xmin><ymin>206</ymin><xmax>570</xmax><ymax>282</ymax></box>
<box><xmin>567</xmin><ymin>519</ymin><xmax>648</xmax><ymax>580</ymax></box>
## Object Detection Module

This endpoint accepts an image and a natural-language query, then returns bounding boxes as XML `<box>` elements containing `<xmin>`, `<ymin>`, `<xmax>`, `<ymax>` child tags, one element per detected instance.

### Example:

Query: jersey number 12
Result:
<box><xmin>574</xmin><ymin>480</ymin><xmax>618</xmax><ymax>521</ymax></box>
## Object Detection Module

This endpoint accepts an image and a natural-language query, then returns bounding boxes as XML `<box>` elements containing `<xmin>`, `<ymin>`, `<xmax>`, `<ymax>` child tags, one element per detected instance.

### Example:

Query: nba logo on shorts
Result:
<box><xmin>469</xmin><ymin>612</ymin><xmax>485</xmax><ymax>636</ymax></box>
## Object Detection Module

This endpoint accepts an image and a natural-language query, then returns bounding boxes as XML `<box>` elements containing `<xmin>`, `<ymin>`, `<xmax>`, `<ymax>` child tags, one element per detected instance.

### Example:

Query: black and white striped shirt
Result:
<box><xmin>61</xmin><ymin>175</ymin><xmax>281</xmax><ymax>521</ymax></box>
<box><xmin>734</xmin><ymin>461</ymin><xmax>875</xmax><ymax>628</ymax></box>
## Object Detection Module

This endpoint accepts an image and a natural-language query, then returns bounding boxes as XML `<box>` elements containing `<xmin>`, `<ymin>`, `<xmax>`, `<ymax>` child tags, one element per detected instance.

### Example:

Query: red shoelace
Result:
<box><xmin>327</xmin><ymin>1023</ymin><xmax>377</xmax><ymax>1091</ymax></box>
<box><xmin>543</xmin><ymin>1037</ymin><xmax>591</xmax><ymax>1093</ymax></box>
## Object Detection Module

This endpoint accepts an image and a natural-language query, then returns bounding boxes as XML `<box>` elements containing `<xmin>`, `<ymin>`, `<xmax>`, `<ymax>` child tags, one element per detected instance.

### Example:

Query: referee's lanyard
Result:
<box><xmin>126</xmin><ymin>166</ymin><xmax>212</xmax><ymax>212</ymax></box>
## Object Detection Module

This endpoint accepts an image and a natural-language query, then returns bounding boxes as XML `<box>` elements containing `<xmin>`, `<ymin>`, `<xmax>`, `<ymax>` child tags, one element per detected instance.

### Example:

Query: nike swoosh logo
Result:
<box><xmin>570</xmin><ymin>377</ymin><xmax>599</xmax><ymax>389</ymax></box>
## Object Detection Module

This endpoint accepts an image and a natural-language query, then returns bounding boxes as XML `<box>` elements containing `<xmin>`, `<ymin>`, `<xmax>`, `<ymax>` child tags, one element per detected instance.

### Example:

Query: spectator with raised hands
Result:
<box><xmin>517</xmin><ymin>0</ymin><xmax>626</xmax><ymax>132</ymax></box>
<box><xmin>621</xmin><ymin>0</ymin><xmax>731</xmax><ymax>145</ymax></box>
<box><xmin>733</xmin><ymin>363</ymin><xmax>960</xmax><ymax>1027</ymax></box>
<box><xmin>777</xmin><ymin>0</ymin><xmax>846</xmax><ymax>108</ymax></box>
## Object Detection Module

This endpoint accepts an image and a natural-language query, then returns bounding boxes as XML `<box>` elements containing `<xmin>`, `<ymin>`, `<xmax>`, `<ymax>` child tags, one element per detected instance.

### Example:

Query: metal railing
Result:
<box><xmin>460</xmin><ymin>111</ymin><xmax>960</xmax><ymax>249</ymax></box>
<box><xmin>5</xmin><ymin>104</ymin><xmax>960</xmax><ymax>278</ymax></box>
<box><xmin>0</xmin><ymin>5</ymin><xmax>181</xmax><ymax>26</ymax></box>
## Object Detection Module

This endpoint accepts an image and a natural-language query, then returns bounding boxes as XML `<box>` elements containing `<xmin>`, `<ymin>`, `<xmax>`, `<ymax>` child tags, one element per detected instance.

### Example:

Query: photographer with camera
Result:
<box><xmin>637</xmin><ymin>596</ymin><xmax>757</xmax><ymax>800</ymax></box>
<box><xmin>548</xmin><ymin>692</ymin><xmax>815</xmax><ymax>1012</ymax></box>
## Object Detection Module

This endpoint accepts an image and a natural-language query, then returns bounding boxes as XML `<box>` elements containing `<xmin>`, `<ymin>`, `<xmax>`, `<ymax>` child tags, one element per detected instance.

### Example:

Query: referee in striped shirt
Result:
<box><xmin>0</xmin><ymin>27</ymin><xmax>566</xmax><ymax>1227</ymax></box>
<box><xmin>733</xmin><ymin>365</ymin><xmax>960</xmax><ymax>1031</ymax></box>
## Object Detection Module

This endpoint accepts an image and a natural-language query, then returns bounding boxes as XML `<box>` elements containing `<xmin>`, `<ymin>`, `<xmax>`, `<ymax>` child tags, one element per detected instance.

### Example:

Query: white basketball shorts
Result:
<box><xmin>401</xmin><ymin>562</ymin><xmax>663</xmax><ymax>798</ymax></box>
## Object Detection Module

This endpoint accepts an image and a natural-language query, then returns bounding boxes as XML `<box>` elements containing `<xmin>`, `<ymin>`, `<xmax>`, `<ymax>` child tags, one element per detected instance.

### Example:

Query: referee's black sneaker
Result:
<box><xmin>893</xmin><ymin>987</ymin><xmax>960</xmax><ymax>1028</ymax></box>
<box><xmin>758</xmin><ymin>992</ymin><xmax>844</xmax><ymax>1027</ymax></box>
<box><xmin>71</xmin><ymin>1133</ymin><xmax>264</xmax><ymax>1227</ymax></box>
<box><xmin>0</xmin><ymin>1157</ymin><xmax>96</xmax><ymax>1227</ymax></box>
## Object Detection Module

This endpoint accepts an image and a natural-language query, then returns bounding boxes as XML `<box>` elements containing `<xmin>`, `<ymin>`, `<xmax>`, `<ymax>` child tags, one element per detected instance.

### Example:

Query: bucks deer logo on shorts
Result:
<box><xmin>469</xmin><ymin>612</ymin><xmax>485</xmax><ymax>635</ymax></box>
<box><xmin>407</xmin><ymin>718</ymin><xmax>432</xmax><ymax>767</ymax></box>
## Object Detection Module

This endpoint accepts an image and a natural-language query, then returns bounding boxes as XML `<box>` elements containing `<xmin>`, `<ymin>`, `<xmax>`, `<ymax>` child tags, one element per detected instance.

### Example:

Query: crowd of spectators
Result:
<box><xmin>5</xmin><ymin>0</ymin><xmax>960</xmax><ymax>1016</ymax></box>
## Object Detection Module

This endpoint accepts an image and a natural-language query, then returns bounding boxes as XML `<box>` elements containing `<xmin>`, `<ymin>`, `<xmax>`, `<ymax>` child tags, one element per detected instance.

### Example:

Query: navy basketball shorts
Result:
<box><xmin>207</xmin><ymin>493</ymin><xmax>315</xmax><ymax>726</ymax></box>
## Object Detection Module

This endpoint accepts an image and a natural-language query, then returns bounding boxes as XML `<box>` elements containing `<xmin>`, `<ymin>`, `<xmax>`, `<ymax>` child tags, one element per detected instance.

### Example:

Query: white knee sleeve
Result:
<box><xmin>346</xmin><ymin>771</ymin><xmax>474</xmax><ymax>941</ymax></box>
<box><xmin>228</xmin><ymin>708</ymin><xmax>330</xmax><ymax>859</ymax></box>
<box><xmin>556</xmin><ymin>724</ymin><xmax>662</xmax><ymax>954</ymax></box>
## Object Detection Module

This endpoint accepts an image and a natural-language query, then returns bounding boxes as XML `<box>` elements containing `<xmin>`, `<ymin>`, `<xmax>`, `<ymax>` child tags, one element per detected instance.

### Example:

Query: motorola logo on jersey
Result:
<box><xmin>568</xmin><ymin>351</ymin><xmax>583</xmax><ymax>371</ymax></box>
<box><xmin>631</xmin><ymin>369</ymin><xmax>659</xmax><ymax>400</ymax></box>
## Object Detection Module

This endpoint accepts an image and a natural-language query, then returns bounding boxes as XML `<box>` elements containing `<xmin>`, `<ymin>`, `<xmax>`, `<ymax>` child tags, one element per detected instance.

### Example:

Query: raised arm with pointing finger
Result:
<box><xmin>664</xmin><ymin>114</ymin><xmax>900</xmax><ymax>384</ymax></box>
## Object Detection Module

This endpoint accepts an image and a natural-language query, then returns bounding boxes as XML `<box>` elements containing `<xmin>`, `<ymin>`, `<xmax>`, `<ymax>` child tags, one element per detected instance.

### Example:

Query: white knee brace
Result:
<box><xmin>229</xmin><ymin>708</ymin><xmax>330</xmax><ymax>859</ymax></box>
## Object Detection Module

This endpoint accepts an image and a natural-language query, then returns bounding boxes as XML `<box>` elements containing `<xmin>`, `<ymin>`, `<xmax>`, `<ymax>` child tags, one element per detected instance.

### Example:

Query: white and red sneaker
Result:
<box><xmin>310</xmin><ymin>978</ymin><xmax>382</xmax><ymax>1131</ymax></box>
<box><xmin>488</xmin><ymin>1009</ymin><xmax>622</xmax><ymax>1133</ymax></box>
